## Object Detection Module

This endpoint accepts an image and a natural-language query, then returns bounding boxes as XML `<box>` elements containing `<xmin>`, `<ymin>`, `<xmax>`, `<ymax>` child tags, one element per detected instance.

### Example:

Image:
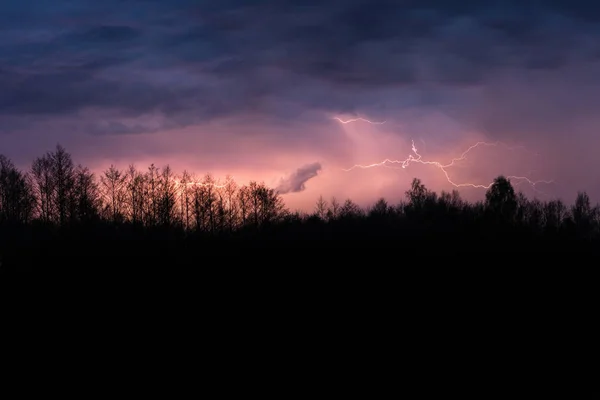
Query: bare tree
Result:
<box><xmin>179</xmin><ymin>170</ymin><xmax>193</xmax><ymax>230</ymax></box>
<box><xmin>439</xmin><ymin>190</ymin><xmax>463</xmax><ymax>212</ymax></box>
<box><xmin>51</xmin><ymin>145</ymin><xmax>76</xmax><ymax>226</ymax></box>
<box><xmin>572</xmin><ymin>191</ymin><xmax>593</xmax><ymax>225</ymax></box>
<box><xmin>247</xmin><ymin>181</ymin><xmax>286</xmax><ymax>227</ymax></box>
<box><xmin>369</xmin><ymin>198</ymin><xmax>389</xmax><ymax>217</ymax></box>
<box><xmin>248</xmin><ymin>182</ymin><xmax>262</xmax><ymax>226</ymax></box>
<box><xmin>571</xmin><ymin>191</ymin><xmax>597</xmax><ymax>239</ymax></box>
<box><xmin>215</xmin><ymin>191</ymin><xmax>227</xmax><ymax>233</ymax></box>
<box><xmin>72</xmin><ymin>165</ymin><xmax>101</xmax><ymax>223</ymax></box>
<box><xmin>223</xmin><ymin>175</ymin><xmax>238</xmax><ymax>232</ymax></box>
<box><xmin>237</xmin><ymin>185</ymin><xmax>250</xmax><ymax>227</ymax></box>
<box><xmin>339</xmin><ymin>198</ymin><xmax>363</xmax><ymax>219</ymax></box>
<box><xmin>125</xmin><ymin>165</ymin><xmax>146</xmax><ymax>225</ymax></box>
<box><xmin>101</xmin><ymin>165</ymin><xmax>126</xmax><ymax>223</ymax></box>
<box><xmin>327</xmin><ymin>196</ymin><xmax>340</xmax><ymax>220</ymax></box>
<box><xmin>315</xmin><ymin>195</ymin><xmax>328</xmax><ymax>220</ymax></box>
<box><xmin>157</xmin><ymin>165</ymin><xmax>178</xmax><ymax>227</ymax></box>
<box><xmin>450</xmin><ymin>190</ymin><xmax>463</xmax><ymax>209</ymax></box>
<box><xmin>406</xmin><ymin>178</ymin><xmax>432</xmax><ymax>210</ymax></box>
<box><xmin>0</xmin><ymin>155</ymin><xmax>35</xmax><ymax>223</ymax></box>
<box><xmin>145</xmin><ymin>164</ymin><xmax>160</xmax><ymax>226</ymax></box>
<box><xmin>192</xmin><ymin>182</ymin><xmax>204</xmax><ymax>232</ymax></box>
<box><xmin>31</xmin><ymin>153</ymin><xmax>55</xmax><ymax>223</ymax></box>
<box><xmin>190</xmin><ymin>174</ymin><xmax>218</xmax><ymax>232</ymax></box>
<box><xmin>527</xmin><ymin>198</ymin><xmax>545</xmax><ymax>232</ymax></box>
<box><xmin>201</xmin><ymin>174</ymin><xmax>218</xmax><ymax>233</ymax></box>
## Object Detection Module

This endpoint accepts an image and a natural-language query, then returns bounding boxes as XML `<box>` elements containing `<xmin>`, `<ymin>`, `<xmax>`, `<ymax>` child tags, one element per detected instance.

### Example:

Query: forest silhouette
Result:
<box><xmin>1</xmin><ymin>144</ymin><xmax>599</xmax><ymax>269</ymax></box>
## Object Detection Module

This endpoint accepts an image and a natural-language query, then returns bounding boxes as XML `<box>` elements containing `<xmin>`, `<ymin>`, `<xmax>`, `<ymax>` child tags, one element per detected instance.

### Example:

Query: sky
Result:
<box><xmin>2</xmin><ymin>0</ymin><xmax>600</xmax><ymax>211</ymax></box>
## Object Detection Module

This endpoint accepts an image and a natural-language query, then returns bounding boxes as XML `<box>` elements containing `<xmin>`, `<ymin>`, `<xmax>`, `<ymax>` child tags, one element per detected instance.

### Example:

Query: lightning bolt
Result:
<box><xmin>343</xmin><ymin>140</ymin><xmax>553</xmax><ymax>191</ymax></box>
<box><xmin>177</xmin><ymin>180</ymin><xmax>229</xmax><ymax>189</ymax></box>
<box><xmin>197</xmin><ymin>182</ymin><xmax>228</xmax><ymax>188</ymax></box>
<box><xmin>333</xmin><ymin>117</ymin><xmax>386</xmax><ymax>125</ymax></box>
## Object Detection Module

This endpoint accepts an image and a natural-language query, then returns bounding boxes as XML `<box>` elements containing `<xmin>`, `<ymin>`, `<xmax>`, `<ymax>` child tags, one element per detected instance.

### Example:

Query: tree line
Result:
<box><xmin>0</xmin><ymin>144</ymin><xmax>286</xmax><ymax>231</ymax></box>
<box><xmin>1</xmin><ymin>144</ymin><xmax>599</xmax><ymax>268</ymax></box>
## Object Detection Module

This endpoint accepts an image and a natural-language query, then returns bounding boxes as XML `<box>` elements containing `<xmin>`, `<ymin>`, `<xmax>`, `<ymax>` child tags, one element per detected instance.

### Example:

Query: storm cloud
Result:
<box><xmin>3</xmin><ymin>1</ymin><xmax>600</xmax><ymax>128</ymax></box>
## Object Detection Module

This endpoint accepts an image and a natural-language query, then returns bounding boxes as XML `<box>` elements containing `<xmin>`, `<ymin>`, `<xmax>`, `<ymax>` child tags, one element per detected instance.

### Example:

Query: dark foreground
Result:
<box><xmin>2</xmin><ymin>220</ymin><xmax>600</xmax><ymax>272</ymax></box>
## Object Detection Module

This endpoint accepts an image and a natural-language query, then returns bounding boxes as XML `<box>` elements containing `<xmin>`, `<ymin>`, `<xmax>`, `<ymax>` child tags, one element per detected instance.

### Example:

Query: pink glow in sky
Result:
<box><xmin>0</xmin><ymin>108</ymin><xmax>558</xmax><ymax>212</ymax></box>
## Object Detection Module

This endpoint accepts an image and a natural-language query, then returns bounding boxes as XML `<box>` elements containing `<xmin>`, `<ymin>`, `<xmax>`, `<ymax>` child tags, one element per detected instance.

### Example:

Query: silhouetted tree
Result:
<box><xmin>485</xmin><ymin>176</ymin><xmax>517</xmax><ymax>222</ymax></box>
<box><xmin>195</xmin><ymin>174</ymin><xmax>218</xmax><ymax>233</ymax></box>
<box><xmin>406</xmin><ymin>178</ymin><xmax>429</xmax><ymax>208</ymax></box>
<box><xmin>437</xmin><ymin>190</ymin><xmax>463</xmax><ymax>215</ymax></box>
<box><xmin>31</xmin><ymin>153</ymin><xmax>55</xmax><ymax>223</ymax></box>
<box><xmin>339</xmin><ymin>199</ymin><xmax>363</xmax><ymax>219</ymax></box>
<box><xmin>405</xmin><ymin>178</ymin><xmax>437</xmax><ymax>214</ymax></box>
<box><xmin>179</xmin><ymin>170</ymin><xmax>193</xmax><ymax>230</ymax></box>
<box><xmin>247</xmin><ymin>181</ymin><xmax>286</xmax><ymax>227</ymax></box>
<box><xmin>521</xmin><ymin>197</ymin><xmax>545</xmax><ymax>234</ymax></box>
<box><xmin>315</xmin><ymin>195</ymin><xmax>328</xmax><ymax>220</ymax></box>
<box><xmin>0</xmin><ymin>155</ymin><xmax>35</xmax><ymax>223</ymax></box>
<box><xmin>237</xmin><ymin>185</ymin><xmax>250</xmax><ymax>227</ymax></box>
<box><xmin>101</xmin><ymin>165</ymin><xmax>126</xmax><ymax>223</ymax></box>
<box><xmin>369</xmin><ymin>198</ymin><xmax>389</xmax><ymax>218</ymax></box>
<box><xmin>327</xmin><ymin>196</ymin><xmax>340</xmax><ymax>220</ymax></box>
<box><xmin>515</xmin><ymin>192</ymin><xmax>529</xmax><ymax>225</ymax></box>
<box><xmin>157</xmin><ymin>165</ymin><xmax>178</xmax><ymax>227</ymax></box>
<box><xmin>125</xmin><ymin>165</ymin><xmax>145</xmax><ymax>225</ymax></box>
<box><xmin>145</xmin><ymin>164</ymin><xmax>160</xmax><ymax>226</ymax></box>
<box><xmin>223</xmin><ymin>175</ymin><xmax>238</xmax><ymax>232</ymax></box>
<box><xmin>51</xmin><ymin>145</ymin><xmax>76</xmax><ymax>226</ymax></box>
<box><xmin>572</xmin><ymin>191</ymin><xmax>592</xmax><ymax>224</ymax></box>
<box><xmin>544</xmin><ymin>199</ymin><xmax>567</xmax><ymax>233</ymax></box>
<box><xmin>72</xmin><ymin>166</ymin><xmax>100</xmax><ymax>223</ymax></box>
<box><xmin>571</xmin><ymin>191</ymin><xmax>597</xmax><ymax>239</ymax></box>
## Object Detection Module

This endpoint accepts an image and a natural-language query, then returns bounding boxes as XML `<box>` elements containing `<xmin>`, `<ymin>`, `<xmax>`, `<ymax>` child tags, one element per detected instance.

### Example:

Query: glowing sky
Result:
<box><xmin>2</xmin><ymin>0</ymin><xmax>600</xmax><ymax>211</ymax></box>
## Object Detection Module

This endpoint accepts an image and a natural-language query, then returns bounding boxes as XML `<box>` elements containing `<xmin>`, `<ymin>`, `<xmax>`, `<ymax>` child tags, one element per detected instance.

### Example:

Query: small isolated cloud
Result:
<box><xmin>276</xmin><ymin>162</ymin><xmax>322</xmax><ymax>194</ymax></box>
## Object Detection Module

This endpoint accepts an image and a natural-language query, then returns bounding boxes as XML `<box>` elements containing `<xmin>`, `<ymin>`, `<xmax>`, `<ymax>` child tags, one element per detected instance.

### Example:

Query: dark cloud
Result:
<box><xmin>276</xmin><ymin>162</ymin><xmax>322</xmax><ymax>194</ymax></box>
<box><xmin>62</xmin><ymin>25</ymin><xmax>141</xmax><ymax>43</ymax></box>
<box><xmin>1</xmin><ymin>0</ymin><xmax>600</xmax><ymax>135</ymax></box>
